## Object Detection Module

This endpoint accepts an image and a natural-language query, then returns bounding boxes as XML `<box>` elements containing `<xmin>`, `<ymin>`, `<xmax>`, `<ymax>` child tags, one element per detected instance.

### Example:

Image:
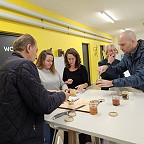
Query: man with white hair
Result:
<box><xmin>96</xmin><ymin>30</ymin><xmax>144</xmax><ymax>92</ymax></box>
<box><xmin>98</xmin><ymin>44</ymin><xmax>124</xmax><ymax>90</ymax></box>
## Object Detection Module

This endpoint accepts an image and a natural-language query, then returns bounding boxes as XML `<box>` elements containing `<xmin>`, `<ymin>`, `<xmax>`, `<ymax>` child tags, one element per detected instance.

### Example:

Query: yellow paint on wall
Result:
<box><xmin>1</xmin><ymin>0</ymin><xmax>114</xmax><ymax>84</ymax></box>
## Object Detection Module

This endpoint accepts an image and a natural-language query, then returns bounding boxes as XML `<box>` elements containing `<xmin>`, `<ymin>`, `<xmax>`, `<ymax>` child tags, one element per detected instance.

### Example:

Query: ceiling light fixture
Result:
<box><xmin>101</xmin><ymin>11</ymin><xmax>115</xmax><ymax>23</ymax></box>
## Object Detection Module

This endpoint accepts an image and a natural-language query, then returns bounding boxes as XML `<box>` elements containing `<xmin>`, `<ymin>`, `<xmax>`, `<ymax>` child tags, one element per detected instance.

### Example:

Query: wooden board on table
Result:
<box><xmin>59</xmin><ymin>99</ymin><xmax>90</xmax><ymax>113</ymax></box>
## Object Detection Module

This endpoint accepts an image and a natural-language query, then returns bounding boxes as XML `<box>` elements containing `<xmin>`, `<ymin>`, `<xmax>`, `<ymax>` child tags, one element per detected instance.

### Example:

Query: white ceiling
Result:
<box><xmin>26</xmin><ymin>0</ymin><xmax>144</xmax><ymax>36</ymax></box>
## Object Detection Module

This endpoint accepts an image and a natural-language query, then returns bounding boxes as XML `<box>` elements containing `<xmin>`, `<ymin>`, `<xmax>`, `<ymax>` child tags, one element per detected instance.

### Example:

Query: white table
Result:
<box><xmin>45</xmin><ymin>89</ymin><xmax>144</xmax><ymax>144</ymax></box>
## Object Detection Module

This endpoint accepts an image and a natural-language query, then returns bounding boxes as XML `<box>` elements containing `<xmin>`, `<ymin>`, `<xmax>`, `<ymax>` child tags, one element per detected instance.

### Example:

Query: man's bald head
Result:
<box><xmin>118</xmin><ymin>30</ymin><xmax>137</xmax><ymax>54</ymax></box>
<box><xmin>119</xmin><ymin>30</ymin><xmax>136</xmax><ymax>41</ymax></box>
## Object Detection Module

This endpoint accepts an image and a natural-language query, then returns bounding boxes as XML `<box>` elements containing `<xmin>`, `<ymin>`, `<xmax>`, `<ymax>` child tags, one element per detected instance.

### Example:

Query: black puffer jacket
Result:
<box><xmin>0</xmin><ymin>52</ymin><xmax>65</xmax><ymax>144</ymax></box>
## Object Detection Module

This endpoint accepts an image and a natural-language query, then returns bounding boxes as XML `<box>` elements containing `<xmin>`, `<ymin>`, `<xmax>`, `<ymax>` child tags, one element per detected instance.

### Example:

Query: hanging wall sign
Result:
<box><xmin>93</xmin><ymin>45</ymin><xmax>98</xmax><ymax>57</ymax></box>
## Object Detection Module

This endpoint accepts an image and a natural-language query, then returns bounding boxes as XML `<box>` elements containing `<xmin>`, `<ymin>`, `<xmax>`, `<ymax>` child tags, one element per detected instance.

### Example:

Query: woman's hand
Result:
<box><xmin>75</xmin><ymin>85</ymin><xmax>83</xmax><ymax>91</ymax></box>
<box><xmin>107</xmin><ymin>55</ymin><xmax>115</xmax><ymax>64</ymax></box>
<box><xmin>65</xmin><ymin>79</ymin><xmax>73</xmax><ymax>85</ymax></box>
<box><xmin>75</xmin><ymin>83</ymin><xmax>88</xmax><ymax>92</ymax></box>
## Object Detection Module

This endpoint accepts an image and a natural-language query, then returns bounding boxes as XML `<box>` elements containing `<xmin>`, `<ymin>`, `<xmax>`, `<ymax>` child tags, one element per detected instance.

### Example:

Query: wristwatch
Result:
<box><xmin>106</xmin><ymin>62</ymin><xmax>111</xmax><ymax>66</ymax></box>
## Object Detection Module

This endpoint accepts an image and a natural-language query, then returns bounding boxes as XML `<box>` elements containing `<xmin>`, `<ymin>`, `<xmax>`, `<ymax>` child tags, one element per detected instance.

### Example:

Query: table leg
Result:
<box><xmin>68</xmin><ymin>130</ymin><xmax>76</xmax><ymax>144</ymax></box>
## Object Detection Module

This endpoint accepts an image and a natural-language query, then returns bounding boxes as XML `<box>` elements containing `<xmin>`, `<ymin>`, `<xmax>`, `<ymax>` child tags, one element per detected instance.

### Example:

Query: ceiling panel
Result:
<box><xmin>26</xmin><ymin>0</ymin><xmax>144</xmax><ymax>36</ymax></box>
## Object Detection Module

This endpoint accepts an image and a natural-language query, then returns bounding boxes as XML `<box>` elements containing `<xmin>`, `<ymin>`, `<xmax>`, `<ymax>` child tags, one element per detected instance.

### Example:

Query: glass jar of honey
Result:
<box><xmin>112</xmin><ymin>95</ymin><xmax>120</xmax><ymax>106</ymax></box>
<box><xmin>70</xmin><ymin>89</ymin><xmax>76</xmax><ymax>96</ymax></box>
<box><xmin>89</xmin><ymin>100</ymin><xmax>98</xmax><ymax>115</ymax></box>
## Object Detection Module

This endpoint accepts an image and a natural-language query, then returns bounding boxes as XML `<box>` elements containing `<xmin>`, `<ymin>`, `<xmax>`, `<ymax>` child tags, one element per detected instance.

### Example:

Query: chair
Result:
<box><xmin>52</xmin><ymin>127</ymin><xmax>80</xmax><ymax>144</ymax></box>
<box><xmin>57</xmin><ymin>136</ymin><xmax>63</xmax><ymax>144</ymax></box>
<box><xmin>52</xmin><ymin>127</ymin><xmax>65</xmax><ymax>144</ymax></box>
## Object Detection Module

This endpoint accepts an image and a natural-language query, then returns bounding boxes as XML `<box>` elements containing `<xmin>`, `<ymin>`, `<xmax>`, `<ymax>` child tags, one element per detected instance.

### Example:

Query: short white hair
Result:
<box><xmin>105</xmin><ymin>44</ymin><xmax>117</xmax><ymax>54</ymax></box>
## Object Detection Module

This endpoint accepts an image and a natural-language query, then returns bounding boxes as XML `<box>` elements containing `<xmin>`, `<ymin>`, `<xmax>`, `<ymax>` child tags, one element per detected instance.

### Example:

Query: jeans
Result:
<box><xmin>43</xmin><ymin>121</ymin><xmax>55</xmax><ymax>144</ymax></box>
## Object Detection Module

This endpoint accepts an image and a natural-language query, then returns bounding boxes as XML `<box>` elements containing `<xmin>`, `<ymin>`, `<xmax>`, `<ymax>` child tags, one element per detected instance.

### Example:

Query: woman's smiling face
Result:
<box><xmin>44</xmin><ymin>54</ymin><xmax>54</xmax><ymax>70</ymax></box>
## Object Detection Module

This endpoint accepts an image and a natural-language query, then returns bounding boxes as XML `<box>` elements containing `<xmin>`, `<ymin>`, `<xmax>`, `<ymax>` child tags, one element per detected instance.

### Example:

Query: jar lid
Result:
<box><xmin>68</xmin><ymin>111</ymin><xmax>76</xmax><ymax>117</ymax></box>
<box><xmin>64</xmin><ymin>116</ymin><xmax>74</xmax><ymax>122</ymax></box>
<box><xmin>109</xmin><ymin>112</ymin><xmax>118</xmax><ymax>117</ymax></box>
<box><xmin>90</xmin><ymin>100</ymin><xmax>99</xmax><ymax>103</ymax></box>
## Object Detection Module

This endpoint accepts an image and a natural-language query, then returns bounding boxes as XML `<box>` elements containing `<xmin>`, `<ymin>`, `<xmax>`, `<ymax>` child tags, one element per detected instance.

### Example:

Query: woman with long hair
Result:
<box><xmin>36</xmin><ymin>50</ymin><xmax>68</xmax><ymax>91</ymax></box>
<box><xmin>63</xmin><ymin>48</ymin><xmax>91</xmax><ymax>144</ymax></box>
<box><xmin>36</xmin><ymin>50</ymin><xmax>68</xmax><ymax>144</ymax></box>
<box><xmin>63</xmin><ymin>48</ymin><xmax>88</xmax><ymax>91</ymax></box>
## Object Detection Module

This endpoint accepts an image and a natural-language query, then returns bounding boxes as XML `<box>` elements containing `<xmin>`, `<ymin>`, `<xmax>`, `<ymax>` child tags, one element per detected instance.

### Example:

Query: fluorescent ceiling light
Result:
<box><xmin>101</xmin><ymin>11</ymin><xmax>115</xmax><ymax>23</ymax></box>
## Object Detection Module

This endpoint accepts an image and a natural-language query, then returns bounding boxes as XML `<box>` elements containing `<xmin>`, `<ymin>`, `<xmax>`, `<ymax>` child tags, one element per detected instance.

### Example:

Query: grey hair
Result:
<box><xmin>13</xmin><ymin>34</ymin><xmax>36</xmax><ymax>51</ymax></box>
<box><xmin>105</xmin><ymin>44</ymin><xmax>117</xmax><ymax>54</ymax></box>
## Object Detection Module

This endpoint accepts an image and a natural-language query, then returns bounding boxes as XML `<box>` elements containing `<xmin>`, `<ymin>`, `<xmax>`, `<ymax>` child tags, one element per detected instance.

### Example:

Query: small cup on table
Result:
<box><xmin>112</xmin><ymin>95</ymin><xmax>120</xmax><ymax>106</ymax></box>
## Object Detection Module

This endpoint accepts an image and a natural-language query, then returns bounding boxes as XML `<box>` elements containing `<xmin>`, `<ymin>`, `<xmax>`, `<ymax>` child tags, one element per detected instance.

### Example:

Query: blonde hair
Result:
<box><xmin>105</xmin><ymin>44</ymin><xmax>117</xmax><ymax>54</ymax></box>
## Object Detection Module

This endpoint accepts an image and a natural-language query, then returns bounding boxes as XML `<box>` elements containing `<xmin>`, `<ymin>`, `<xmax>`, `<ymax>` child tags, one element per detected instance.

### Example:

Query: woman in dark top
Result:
<box><xmin>63</xmin><ymin>48</ymin><xmax>88</xmax><ymax>91</ymax></box>
<box><xmin>63</xmin><ymin>65</ymin><xmax>88</xmax><ymax>89</ymax></box>
<box><xmin>63</xmin><ymin>48</ymin><xmax>91</xmax><ymax>144</ymax></box>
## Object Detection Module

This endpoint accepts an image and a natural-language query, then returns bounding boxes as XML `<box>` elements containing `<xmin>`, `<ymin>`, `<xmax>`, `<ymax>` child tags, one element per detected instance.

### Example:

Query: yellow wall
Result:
<box><xmin>1</xmin><ymin>0</ymin><xmax>114</xmax><ymax>84</ymax></box>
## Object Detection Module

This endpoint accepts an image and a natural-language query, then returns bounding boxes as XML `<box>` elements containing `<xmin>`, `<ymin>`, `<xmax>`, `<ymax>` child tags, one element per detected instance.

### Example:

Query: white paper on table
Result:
<box><xmin>68</xmin><ymin>96</ymin><xmax>79</xmax><ymax>102</ymax></box>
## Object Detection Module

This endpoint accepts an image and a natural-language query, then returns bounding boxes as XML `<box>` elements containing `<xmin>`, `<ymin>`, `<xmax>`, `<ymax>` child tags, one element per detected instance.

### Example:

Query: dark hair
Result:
<box><xmin>13</xmin><ymin>34</ymin><xmax>36</xmax><ymax>51</ymax></box>
<box><xmin>36</xmin><ymin>50</ymin><xmax>56</xmax><ymax>74</ymax></box>
<box><xmin>64</xmin><ymin>48</ymin><xmax>81</xmax><ymax>68</ymax></box>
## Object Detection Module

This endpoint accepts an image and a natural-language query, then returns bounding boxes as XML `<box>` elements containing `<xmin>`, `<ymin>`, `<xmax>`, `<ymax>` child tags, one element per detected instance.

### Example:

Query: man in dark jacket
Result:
<box><xmin>0</xmin><ymin>34</ymin><xmax>70</xmax><ymax>144</ymax></box>
<box><xmin>98</xmin><ymin>44</ymin><xmax>125</xmax><ymax>90</ymax></box>
<box><xmin>96</xmin><ymin>30</ymin><xmax>144</xmax><ymax>92</ymax></box>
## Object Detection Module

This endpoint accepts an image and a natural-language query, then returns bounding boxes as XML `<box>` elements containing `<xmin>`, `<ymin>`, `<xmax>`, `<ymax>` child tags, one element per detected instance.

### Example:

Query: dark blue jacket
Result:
<box><xmin>107</xmin><ymin>39</ymin><xmax>144</xmax><ymax>92</ymax></box>
<box><xmin>98</xmin><ymin>59</ymin><xmax>125</xmax><ymax>80</ymax></box>
<box><xmin>0</xmin><ymin>52</ymin><xmax>65</xmax><ymax>144</ymax></box>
